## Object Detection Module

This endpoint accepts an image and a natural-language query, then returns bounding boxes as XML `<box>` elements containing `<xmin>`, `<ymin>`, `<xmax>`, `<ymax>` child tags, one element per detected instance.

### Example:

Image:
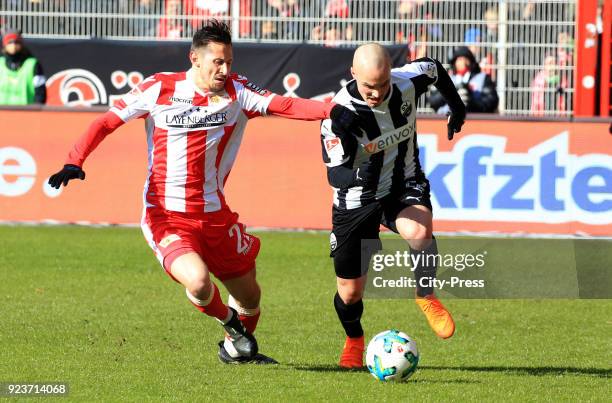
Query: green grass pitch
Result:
<box><xmin>1</xmin><ymin>226</ymin><xmax>610</xmax><ymax>401</ymax></box>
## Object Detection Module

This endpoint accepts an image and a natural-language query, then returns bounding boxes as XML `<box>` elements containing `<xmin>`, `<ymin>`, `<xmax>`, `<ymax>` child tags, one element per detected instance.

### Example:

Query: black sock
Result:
<box><xmin>333</xmin><ymin>292</ymin><xmax>364</xmax><ymax>338</ymax></box>
<box><xmin>411</xmin><ymin>237</ymin><xmax>439</xmax><ymax>297</ymax></box>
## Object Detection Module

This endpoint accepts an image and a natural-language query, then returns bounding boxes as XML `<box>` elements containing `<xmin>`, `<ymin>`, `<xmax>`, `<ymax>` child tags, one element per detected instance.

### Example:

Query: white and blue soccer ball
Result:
<box><xmin>365</xmin><ymin>329</ymin><xmax>419</xmax><ymax>382</ymax></box>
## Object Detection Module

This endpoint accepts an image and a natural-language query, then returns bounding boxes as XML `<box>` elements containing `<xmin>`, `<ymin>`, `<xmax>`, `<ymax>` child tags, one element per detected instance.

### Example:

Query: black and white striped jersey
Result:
<box><xmin>321</xmin><ymin>58</ymin><xmax>440</xmax><ymax>210</ymax></box>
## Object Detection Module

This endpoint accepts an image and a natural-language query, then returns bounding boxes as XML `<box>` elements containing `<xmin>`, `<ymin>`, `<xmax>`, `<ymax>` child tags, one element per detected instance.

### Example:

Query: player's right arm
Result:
<box><xmin>48</xmin><ymin>75</ymin><xmax>162</xmax><ymax>189</ymax></box>
<box><xmin>231</xmin><ymin>74</ymin><xmax>365</xmax><ymax>134</ymax></box>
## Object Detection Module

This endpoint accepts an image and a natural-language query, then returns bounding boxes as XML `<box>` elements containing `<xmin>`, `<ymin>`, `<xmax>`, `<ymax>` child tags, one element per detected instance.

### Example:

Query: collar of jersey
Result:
<box><xmin>186</xmin><ymin>68</ymin><xmax>219</xmax><ymax>98</ymax></box>
<box><xmin>345</xmin><ymin>79</ymin><xmax>393</xmax><ymax>109</ymax></box>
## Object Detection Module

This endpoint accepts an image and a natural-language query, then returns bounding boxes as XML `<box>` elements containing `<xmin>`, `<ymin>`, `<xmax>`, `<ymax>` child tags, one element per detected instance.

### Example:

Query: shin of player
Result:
<box><xmin>396</xmin><ymin>206</ymin><xmax>455</xmax><ymax>340</ymax></box>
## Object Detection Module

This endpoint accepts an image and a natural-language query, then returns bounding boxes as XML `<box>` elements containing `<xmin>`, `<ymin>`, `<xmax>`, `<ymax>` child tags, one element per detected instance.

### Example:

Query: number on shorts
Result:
<box><xmin>229</xmin><ymin>223</ymin><xmax>250</xmax><ymax>254</ymax></box>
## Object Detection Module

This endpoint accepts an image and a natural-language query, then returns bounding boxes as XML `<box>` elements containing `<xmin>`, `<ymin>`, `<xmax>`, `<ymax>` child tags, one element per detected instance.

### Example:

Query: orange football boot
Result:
<box><xmin>339</xmin><ymin>335</ymin><xmax>365</xmax><ymax>368</ymax></box>
<box><xmin>415</xmin><ymin>294</ymin><xmax>455</xmax><ymax>339</ymax></box>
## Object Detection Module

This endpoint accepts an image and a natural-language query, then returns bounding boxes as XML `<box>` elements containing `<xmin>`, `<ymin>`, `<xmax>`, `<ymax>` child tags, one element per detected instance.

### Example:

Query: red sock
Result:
<box><xmin>189</xmin><ymin>283</ymin><xmax>229</xmax><ymax>322</ymax></box>
<box><xmin>239</xmin><ymin>311</ymin><xmax>260</xmax><ymax>334</ymax></box>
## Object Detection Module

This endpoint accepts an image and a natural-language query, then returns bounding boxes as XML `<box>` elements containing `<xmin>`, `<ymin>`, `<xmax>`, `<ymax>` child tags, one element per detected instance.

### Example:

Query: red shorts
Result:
<box><xmin>141</xmin><ymin>207</ymin><xmax>260</xmax><ymax>282</ymax></box>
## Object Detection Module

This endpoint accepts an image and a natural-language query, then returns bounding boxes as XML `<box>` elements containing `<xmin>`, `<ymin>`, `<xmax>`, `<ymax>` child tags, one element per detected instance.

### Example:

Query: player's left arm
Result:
<box><xmin>398</xmin><ymin>58</ymin><xmax>466</xmax><ymax>140</ymax></box>
<box><xmin>48</xmin><ymin>112</ymin><xmax>125</xmax><ymax>188</ymax></box>
<box><xmin>426</xmin><ymin>58</ymin><xmax>466</xmax><ymax>140</ymax></box>
<box><xmin>48</xmin><ymin>75</ymin><xmax>159</xmax><ymax>189</ymax></box>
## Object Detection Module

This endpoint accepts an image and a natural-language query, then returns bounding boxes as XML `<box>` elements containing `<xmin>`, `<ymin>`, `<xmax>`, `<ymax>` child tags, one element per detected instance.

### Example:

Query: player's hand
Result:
<box><xmin>446</xmin><ymin>108</ymin><xmax>465</xmax><ymax>141</ymax></box>
<box><xmin>330</xmin><ymin>104</ymin><xmax>364</xmax><ymax>135</ymax></box>
<box><xmin>48</xmin><ymin>164</ymin><xmax>86</xmax><ymax>189</ymax></box>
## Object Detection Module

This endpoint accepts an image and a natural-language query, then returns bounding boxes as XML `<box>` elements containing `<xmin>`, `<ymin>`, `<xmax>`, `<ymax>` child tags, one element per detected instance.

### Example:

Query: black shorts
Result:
<box><xmin>330</xmin><ymin>179</ymin><xmax>432</xmax><ymax>279</ymax></box>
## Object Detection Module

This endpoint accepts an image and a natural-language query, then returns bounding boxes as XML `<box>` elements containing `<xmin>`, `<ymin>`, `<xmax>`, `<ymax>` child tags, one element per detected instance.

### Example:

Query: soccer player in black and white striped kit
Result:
<box><xmin>320</xmin><ymin>43</ymin><xmax>466</xmax><ymax>368</ymax></box>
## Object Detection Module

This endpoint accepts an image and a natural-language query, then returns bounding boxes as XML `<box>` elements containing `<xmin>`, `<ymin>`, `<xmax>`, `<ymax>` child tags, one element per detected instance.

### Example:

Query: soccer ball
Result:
<box><xmin>365</xmin><ymin>329</ymin><xmax>419</xmax><ymax>382</ymax></box>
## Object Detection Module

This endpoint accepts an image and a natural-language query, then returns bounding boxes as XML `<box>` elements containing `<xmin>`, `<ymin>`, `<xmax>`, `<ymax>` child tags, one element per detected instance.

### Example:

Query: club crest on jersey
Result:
<box><xmin>400</xmin><ymin>101</ymin><xmax>413</xmax><ymax>118</ymax></box>
<box><xmin>159</xmin><ymin>234</ymin><xmax>181</xmax><ymax>248</ymax></box>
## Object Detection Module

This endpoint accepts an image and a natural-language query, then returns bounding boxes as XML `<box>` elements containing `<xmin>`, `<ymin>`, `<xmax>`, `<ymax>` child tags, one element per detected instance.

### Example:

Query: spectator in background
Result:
<box><xmin>464</xmin><ymin>28</ymin><xmax>482</xmax><ymax>56</ymax></box>
<box><xmin>310</xmin><ymin>22</ymin><xmax>341</xmax><ymax>47</ymax></box>
<box><xmin>531</xmin><ymin>54</ymin><xmax>569</xmax><ymax>116</ymax></box>
<box><xmin>395</xmin><ymin>0</ymin><xmax>418</xmax><ymax>46</ymax></box>
<box><xmin>256</xmin><ymin>0</ymin><xmax>301</xmax><ymax>40</ymax></box>
<box><xmin>0</xmin><ymin>29</ymin><xmax>46</xmax><ymax>105</ymax></box>
<box><xmin>260</xmin><ymin>20</ymin><xmax>279</xmax><ymax>40</ymax></box>
<box><xmin>310</xmin><ymin>0</ymin><xmax>350</xmax><ymax>47</ymax></box>
<box><xmin>324</xmin><ymin>25</ymin><xmax>341</xmax><ymax>47</ymax></box>
<box><xmin>553</xmin><ymin>32</ymin><xmax>573</xmax><ymax>112</ymax></box>
<box><xmin>481</xmin><ymin>6</ymin><xmax>499</xmax><ymax>79</ymax></box>
<box><xmin>395</xmin><ymin>1</ymin><xmax>439</xmax><ymax>61</ymax></box>
<box><xmin>464</xmin><ymin>27</ymin><xmax>495</xmax><ymax>78</ymax></box>
<box><xmin>325</xmin><ymin>0</ymin><xmax>349</xmax><ymax>18</ymax></box>
<box><xmin>279</xmin><ymin>0</ymin><xmax>302</xmax><ymax>39</ymax></box>
<box><xmin>254</xmin><ymin>1</ymin><xmax>280</xmax><ymax>40</ymax></box>
<box><xmin>429</xmin><ymin>46</ymin><xmax>498</xmax><ymax>114</ymax></box>
<box><xmin>507</xmin><ymin>0</ymin><xmax>574</xmax><ymax>89</ymax></box>
<box><xmin>395</xmin><ymin>0</ymin><xmax>425</xmax><ymax>23</ymax></box>
<box><xmin>556</xmin><ymin>32</ymin><xmax>573</xmax><ymax>65</ymax></box>
<box><xmin>130</xmin><ymin>0</ymin><xmax>161</xmax><ymax>37</ymax></box>
<box><xmin>159</xmin><ymin>0</ymin><xmax>189</xmax><ymax>39</ymax></box>
<box><xmin>483</xmin><ymin>7</ymin><xmax>499</xmax><ymax>42</ymax></box>
<box><xmin>310</xmin><ymin>22</ymin><xmax>324</xmax><ymax>42</ymax></box>
<box><xmin>347</xmin><ymin>0</ymin><xmax>397</xmax><ymax>42</ymax></box>
<box><xmin>183</xmin><ymin>0</ymin><xmax>229</xmax><ymax>33</ymax></box>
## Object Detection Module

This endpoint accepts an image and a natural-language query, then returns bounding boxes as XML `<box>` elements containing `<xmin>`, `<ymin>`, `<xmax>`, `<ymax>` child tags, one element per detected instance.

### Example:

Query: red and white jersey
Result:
<box><xmin>110</xmin><ymin>70</ymin><xmax>275</xmax><ymax>213</ymax></box>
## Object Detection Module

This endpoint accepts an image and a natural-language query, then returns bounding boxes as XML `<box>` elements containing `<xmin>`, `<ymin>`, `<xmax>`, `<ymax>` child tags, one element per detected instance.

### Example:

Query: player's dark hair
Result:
<box><xmin>192</xmin><ymin>19</ymin><xmax>232</xmax><ymax>51</ymax></box>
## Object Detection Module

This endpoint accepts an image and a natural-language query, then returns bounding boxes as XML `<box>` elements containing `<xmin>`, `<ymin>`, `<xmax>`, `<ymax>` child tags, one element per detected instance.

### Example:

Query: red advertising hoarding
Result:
<box><xmin>1</xmin><ymin>110</ymin><xmax>610</xmax><ymax>236</ymax></box>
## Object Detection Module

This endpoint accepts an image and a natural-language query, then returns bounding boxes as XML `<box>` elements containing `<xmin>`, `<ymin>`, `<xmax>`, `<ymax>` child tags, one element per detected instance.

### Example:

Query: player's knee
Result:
<box><xmin>408</xmin><ymin>235</ymin><xmax>433</xmax><ymax>252</ymax></box>
<box><xmin>339</xmin><ymin>290</ymin><xmax>363</xmax><ymax>305</ymax></box>
<box><xmin>399</xmin><ymin>222</ymin><xmax>431</xmax><ymax>243</ymax></box>
<box><xmin>406</xmin><ymin>230</ymin><xmax>432</xmax><ymax>251</ymax></box>
<box><xmin>337</xmin><ymin>282</ymin><xmax>364</xmax><ymax>305</ymax></box>
<box><xmin>187</xmin><ymin>276</ymin><xmax>212</xmax><ymax>300</ymax></box>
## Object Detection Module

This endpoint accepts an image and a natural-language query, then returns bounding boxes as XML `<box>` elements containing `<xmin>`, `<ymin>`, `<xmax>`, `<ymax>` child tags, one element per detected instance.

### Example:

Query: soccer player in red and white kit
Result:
<box><xmin>49</xmin><ymin>20</ymin><xmax>363</xmax><ymax>364</ymax></box>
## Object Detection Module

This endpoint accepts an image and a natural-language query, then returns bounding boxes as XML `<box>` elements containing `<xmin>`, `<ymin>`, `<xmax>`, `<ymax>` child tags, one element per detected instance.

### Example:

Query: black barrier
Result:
<box><xmin>26</xmin><ymin>39</ymin><xmax>408</xmax><ymax>106</ymax></box>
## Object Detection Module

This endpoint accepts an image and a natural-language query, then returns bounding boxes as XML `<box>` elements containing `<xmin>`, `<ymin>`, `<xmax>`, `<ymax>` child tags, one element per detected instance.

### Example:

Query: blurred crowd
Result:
<box><xmin>0</xmin><ymin>0</ymin><xmax>589</xmax><ymax>116</ymax></box>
